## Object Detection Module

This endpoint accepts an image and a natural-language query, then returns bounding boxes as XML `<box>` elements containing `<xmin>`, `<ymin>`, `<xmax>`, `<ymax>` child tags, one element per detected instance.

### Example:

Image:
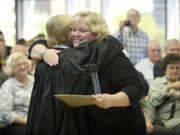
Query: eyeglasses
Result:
<box><xmin>151</xmin><ymin>49</ymin><xmax>161</xmax><ymax>53</ymax></box>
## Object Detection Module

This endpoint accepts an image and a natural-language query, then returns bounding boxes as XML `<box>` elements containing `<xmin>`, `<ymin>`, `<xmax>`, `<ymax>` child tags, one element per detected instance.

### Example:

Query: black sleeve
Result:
<box><xmin>138</xmin><ymin>72</ymin><xmax>149</xmax><ymax>96</ymax></box>
<box><xmin>109</xmin><ymin>52</ymin><xmax>145</xmax><ymax>108</ymax></box>
<box><xmin>28</xmin><ymin>40</ymin><xmax>48</xmax><ymax>59</ymax></box>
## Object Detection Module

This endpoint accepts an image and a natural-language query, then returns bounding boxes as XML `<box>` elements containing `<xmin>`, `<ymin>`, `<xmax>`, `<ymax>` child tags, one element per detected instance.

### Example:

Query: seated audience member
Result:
<box><xmin>139</xmin><ymin>74</ymin><xmax>174</xmax><ymax>135</ymax></box>
<box><xmin>0</xmin><ymin>39</ymin><xmax>8</xmax><ymax>87</ymax></box>
<box><xmin>0</xmin><ymin>40</ymin><xmax>7</xmax><ymax>71</ymax></box>
<box><xmin>141</xmin><ymin>97</ymin><xmax>175</xmax><ymax>135</ymax></box>
<box><xmin>10</xmin><ymin>43</ymin><xmax>36</xmax><ymax>75</ymax></box>
<box><xmin>148</xmin><ymin>53</ymin><xmax>180</xmax><ymax>135</ymax></box>
<box><xmin>135</xmin><ymin>41</ymin><xmax>161</xmax><ymax>84</ymax></box>
<box><xmin>114</xmin><ymin>8</ymin><xmax>149</xmax><ymax>65</ymax></box>
<box><xmin>10</xmin><ymin>44</ymin><xmax>35</xmax><ymax>75</ymax></box>
<box><xmin>165</xmin><ymin>39</ymin><xmax>180</xmax><ymax>55</ymax></box>
<box><xmin>0</xmin><ymin>52</ymin><xmax>34</xmax><ymax>135</ymax></box>
<box><xmin>0</xmin><ymin>30</ymin><xmax>11</xmax><ymax>56</ymax></box>
<box><xmin>10</xmin><ymin>44</ymin><xmax>27</xmax><ymax>56</ymax></box>
<box><xmin>154</xmin><ymin>39</ymin><xmax>180</xmax><ymax>78</ymax></box>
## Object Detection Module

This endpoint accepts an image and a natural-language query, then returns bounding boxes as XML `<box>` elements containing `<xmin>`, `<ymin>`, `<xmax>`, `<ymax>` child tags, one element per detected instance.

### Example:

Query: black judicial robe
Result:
<box><xmin>27</xmin><ymin>36</ymin><xmax>146</xmax><ymax>135</ymax></box>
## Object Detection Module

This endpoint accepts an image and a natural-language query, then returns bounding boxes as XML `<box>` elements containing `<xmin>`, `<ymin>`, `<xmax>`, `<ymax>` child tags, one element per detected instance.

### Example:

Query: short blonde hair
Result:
<box><xmin>46</xmin><ymin>14</ymin><xmax>73</xmax><ymax>48</ymax></box>
<box><xmin>73</xmin><ymin>11</ymin><xmax>110</xmax><ymax>40</ymax></box>
<box><xmin>5</xmin><ymin>52</ymin><xmax>31</xmax><ymax>76</ymax></box>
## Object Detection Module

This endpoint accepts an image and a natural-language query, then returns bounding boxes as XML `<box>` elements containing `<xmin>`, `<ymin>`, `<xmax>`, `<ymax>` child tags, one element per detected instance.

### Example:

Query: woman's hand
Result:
<box><xmin>93</xmin><ymin>94</ymin><xmax>113</xmax><ymax>109</ymax></box>
<box><xmin>43</xmin><ymin>49</ymin><xmax>61</xmax><ymax>66</ymax></box>
<box><xmin>93</xmin><ymin>92</ymin><xmax>130</xmax><ymax>109</ymax></box>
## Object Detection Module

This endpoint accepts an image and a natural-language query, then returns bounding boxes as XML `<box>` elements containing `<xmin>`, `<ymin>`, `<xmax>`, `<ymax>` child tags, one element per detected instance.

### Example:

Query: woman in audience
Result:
<box><xmin>0</xmin><ymin>52</ymin><xmax>34</xmax><ymax>135</ymax></box>
<box><xmin>148</xmin><ymin>53</ymin><xmax>180</xmax><ymax>135</ymax></box>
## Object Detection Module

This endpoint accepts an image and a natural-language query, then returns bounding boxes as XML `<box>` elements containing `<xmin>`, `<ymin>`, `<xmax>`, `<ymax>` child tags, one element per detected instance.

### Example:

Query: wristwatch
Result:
<box><xmin>41</xmin><ymin>49</ymin><xmax>45</xmax><ymax>60</ymax></box>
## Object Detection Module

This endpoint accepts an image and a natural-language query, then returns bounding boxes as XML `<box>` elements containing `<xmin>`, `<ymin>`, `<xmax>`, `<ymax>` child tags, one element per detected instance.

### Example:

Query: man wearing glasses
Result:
<box><xmin>114</xmin><ymin>8</ymin><xmax>149</xmax><ymax>65</ymax></box>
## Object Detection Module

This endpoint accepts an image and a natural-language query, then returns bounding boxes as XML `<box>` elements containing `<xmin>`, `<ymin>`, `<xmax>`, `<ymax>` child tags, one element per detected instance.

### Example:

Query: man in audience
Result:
<box><xmin>165</xmin><ymin>39</ymin><xmax>180</xmax><ymax>55</ymax></box>
<box><xmin>135</xmin><ymin>41</ymin><xmax>161</xmax><ymax>84</ymax></box>
<box><xmin>114</xmin><ymin>8</ymin><xmax>149</xmax><ymax>65</ymax></box>
<box><xmin>154</xmin><ymin>39</ymin><xmax>180</xmax><ymax>78</ymax></box>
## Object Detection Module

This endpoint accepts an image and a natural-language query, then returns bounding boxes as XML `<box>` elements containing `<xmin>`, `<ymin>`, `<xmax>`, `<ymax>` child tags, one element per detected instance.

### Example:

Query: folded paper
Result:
<box><xmin>55</xmin><ymin>94</ymin><xmax>95</xmax><ymax>107</ymax></box>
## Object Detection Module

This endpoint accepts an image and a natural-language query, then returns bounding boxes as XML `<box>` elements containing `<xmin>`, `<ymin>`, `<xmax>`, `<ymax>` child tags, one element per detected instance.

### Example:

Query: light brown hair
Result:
<box><xmin>46</xmin><ymin>14</ymin><xmax>73</xmax><ymax>48</ymax></box>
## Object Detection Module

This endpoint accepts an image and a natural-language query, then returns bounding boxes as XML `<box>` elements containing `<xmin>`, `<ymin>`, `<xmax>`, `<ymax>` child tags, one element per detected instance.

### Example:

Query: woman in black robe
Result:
<box><xmin>27</xmin><ymin>11</ymin><xmax>147</xmax><ymax>135</ymax></box>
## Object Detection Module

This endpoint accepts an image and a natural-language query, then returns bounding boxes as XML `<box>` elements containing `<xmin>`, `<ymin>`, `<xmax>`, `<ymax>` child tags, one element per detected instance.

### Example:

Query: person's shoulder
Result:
<box><xmin>113</xmin><ymin>31</ymin><xmax>120</xmax><ymax>37</ymax></box>
<box><xmin>152</xmin><ymin>76</ymin><xmax>166</xmax><ymax>85</ymax></box>
<box><xmin>27</xmin><ymin>75</ymin><xmax>34</xmax><ymax>82</ymax></box>
<box><xmin>0</xmin><ymin>77</ymin><xmax>14</xmax><ymax>89</ymax></box>
<box><xmin>135</xmin><ymin>57</ymin><xmax>149</xmax><ymax>67</ymax></box>
<box><xmin>103</xmin><ymin>35</ymin><xmax>121</xmax><ymax>44</ymax></box>
<box><xmin>89</xmin><ymin>35</ymin><xmax>123</xmax><ymax>50</ymax></box>
<box><xmin>138</xmin><ymin>29</ymin><xmax>149</xmax><ymax>37</ymax></box>
<box><xmin>104</xmin><ymin>35</ymin><xmax>120</xmax><ymax>42</ymax></box>
<box><xmin>104</xmin><ymin>35</ymin><xmax>124</xmax><ymax>49</ymax></box>
<box><xmin>149</xmin><ymin>76</ymin><xmax>166</xmax><ymax>94</ymax></box>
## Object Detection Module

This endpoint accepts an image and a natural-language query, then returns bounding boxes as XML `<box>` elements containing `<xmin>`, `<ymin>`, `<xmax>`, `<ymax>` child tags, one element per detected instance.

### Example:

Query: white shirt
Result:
<box><xmin>0</xmin><ymin>75</ymin><xmax>34</xmax><ymax>127</ymax></box>
<box><xmin>135</xmin><ymin>57</ymin><xmax>154</xmax><ymax>84</ymax></box>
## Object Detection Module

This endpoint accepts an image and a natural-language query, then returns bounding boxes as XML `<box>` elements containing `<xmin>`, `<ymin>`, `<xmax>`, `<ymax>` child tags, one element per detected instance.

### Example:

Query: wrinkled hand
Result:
<box><xmin>93</xmin><ymin>94</ymin><xmax>113</xmax><ymax>109</ymax></box>
<box><xmin>43</xmin><ymin>49</ymin><xmax>61</xmax><ymax>66</ymax></box>
<box><xmin>167</xmin><ymin>81</ymin><xmax>180</xmax><ymax>91</ymax></box>
<box><xmin>146</xmin><ymin>121</ymin><xmax>154</xmax><ymax>134</ymax></box>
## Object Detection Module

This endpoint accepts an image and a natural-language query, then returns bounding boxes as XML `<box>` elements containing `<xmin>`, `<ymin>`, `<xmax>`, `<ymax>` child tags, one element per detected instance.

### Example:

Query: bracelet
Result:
<box><xmin>41</xmin><ymin>49</ymin><xmax>45</xmax><ymax>60</ymax></box>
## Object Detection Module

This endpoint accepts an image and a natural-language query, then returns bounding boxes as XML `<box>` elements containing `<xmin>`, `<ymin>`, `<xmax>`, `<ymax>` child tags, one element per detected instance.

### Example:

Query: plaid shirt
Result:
<box><xmin>114</xmin><ymin>26</ymin><xmax>149</xmax><ymax>65</ymax></box>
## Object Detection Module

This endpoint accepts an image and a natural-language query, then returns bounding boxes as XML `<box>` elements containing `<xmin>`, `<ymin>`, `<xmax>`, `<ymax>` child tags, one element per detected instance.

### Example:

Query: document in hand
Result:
<box><xmin>54</xmin><ymin>94</ymin><xmax>95</xmax><ymax>107</ymax></box>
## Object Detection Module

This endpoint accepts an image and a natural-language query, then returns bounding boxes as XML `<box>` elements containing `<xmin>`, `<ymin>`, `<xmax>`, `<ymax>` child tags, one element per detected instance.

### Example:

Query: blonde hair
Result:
<box><xmin>5</xmin><ymin>52</ymin><xmax>31</xmax><ymax>76</ymax></box>
<box><xmin>46</xmin><ymin>14</ymin><xmax>73</xmax><ymax>48</ymax></box>
<box><xmin>73</xmin><ymin>11</ymin><xmax>110</xmax><ymax>40</ymax></box>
